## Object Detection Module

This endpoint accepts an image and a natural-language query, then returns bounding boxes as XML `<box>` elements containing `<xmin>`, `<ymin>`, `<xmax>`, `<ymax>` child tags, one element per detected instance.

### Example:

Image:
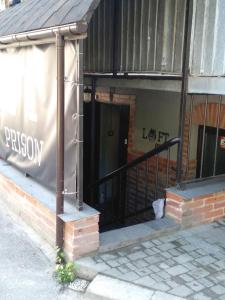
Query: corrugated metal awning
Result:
<box><xmin>0</xmin><ymin>0</ymin><xmax>100</xmax><ymax>42</ymax></box>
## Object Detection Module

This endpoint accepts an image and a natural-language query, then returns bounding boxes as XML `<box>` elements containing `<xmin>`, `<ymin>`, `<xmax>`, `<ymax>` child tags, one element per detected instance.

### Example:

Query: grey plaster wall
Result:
<box><xmin>132</xmin><ymin>90</ymin><xmax>180</xmax><ymax>158</ymax></box>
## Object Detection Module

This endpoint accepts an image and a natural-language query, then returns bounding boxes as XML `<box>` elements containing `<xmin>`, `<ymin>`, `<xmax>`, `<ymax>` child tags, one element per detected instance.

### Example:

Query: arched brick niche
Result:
<box><xmin>183</xmin><ymin>102</ymin><xmax>225</xmax><ymax>180</ymax></box>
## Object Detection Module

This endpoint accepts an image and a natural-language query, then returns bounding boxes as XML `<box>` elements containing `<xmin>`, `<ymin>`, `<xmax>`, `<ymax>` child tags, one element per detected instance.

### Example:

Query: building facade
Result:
<box><xmin>0</xmin><ymin>0</ymin><xmax>225</xmax><ymax>259</ymax></box>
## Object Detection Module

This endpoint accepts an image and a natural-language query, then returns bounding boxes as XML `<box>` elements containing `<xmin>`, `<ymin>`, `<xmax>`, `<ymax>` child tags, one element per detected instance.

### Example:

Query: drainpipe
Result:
<box><xmin>56</xmin><ymin>33</ymin><xmax>65</xmax><ymax>249</ymax></box>
<box><xmin>176</xmin><ymin>0</ymin><xmax>193</xmax><ymax>185</ymax></box>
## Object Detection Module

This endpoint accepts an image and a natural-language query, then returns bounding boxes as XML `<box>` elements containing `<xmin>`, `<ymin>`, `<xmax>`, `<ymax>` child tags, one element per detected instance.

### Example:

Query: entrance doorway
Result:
<box><xmin>197</xmin><ymin>125</ymin><xmax>225</xmax><ymax>178</ymax></box>
<box><xmin>84</xmin><ymin>101</ymin><xmax>130</xmax><ymax>231</ymax></box>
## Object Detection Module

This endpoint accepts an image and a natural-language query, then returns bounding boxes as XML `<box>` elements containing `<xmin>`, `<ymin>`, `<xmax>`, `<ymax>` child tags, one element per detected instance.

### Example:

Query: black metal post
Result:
<box><xmin>112</xmin><ymin>0</ymin><xmax>119</xmax><ymax>75</ymax></box>
<box><xmin>90</xmin><ymin>77</ymin><xmax>96</xmax><ymax>204</ymax></box>
<box><xmin>176</xmin><ymin>0</ymin><xmax>193</xmax><ymax>184</ymax></box>
<box><xmin>56</xmin><ymin>33</ymin><xmax>65</xmax><ymax>249</ymax></box>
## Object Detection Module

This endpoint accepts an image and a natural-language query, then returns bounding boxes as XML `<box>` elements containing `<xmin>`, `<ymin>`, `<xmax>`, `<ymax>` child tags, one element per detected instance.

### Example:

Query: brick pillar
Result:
<box><xmin>63</xmin><ymin>214</ymin><xmax>99</xmax><ymax>260</ymax></box>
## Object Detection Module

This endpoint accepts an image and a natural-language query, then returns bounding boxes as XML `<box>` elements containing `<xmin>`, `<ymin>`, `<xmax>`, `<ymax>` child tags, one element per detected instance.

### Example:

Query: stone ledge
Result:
<box><xmin>167</xmin><ymin>176</ymin><xmax>225</xmax><ymax>200</ymax></box>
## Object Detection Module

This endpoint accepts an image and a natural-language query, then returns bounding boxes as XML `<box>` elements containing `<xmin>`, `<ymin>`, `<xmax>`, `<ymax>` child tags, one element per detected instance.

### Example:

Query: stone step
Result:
<box><xmin>99</xmin><ymin>217</ymin><xmax>180</xmax><ymax>253</ymax></box>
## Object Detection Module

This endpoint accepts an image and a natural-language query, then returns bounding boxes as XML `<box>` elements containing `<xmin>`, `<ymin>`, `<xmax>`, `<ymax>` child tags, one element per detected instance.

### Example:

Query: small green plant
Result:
<box><xmin>55</xmin><ymin>247</ymin><xmax>77</xmax><ymax>284</ymax></box>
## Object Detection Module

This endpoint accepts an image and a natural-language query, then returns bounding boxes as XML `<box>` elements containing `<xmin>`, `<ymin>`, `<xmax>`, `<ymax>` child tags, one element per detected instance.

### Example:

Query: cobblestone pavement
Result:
<box><xmin>79</xmin><ymin>219</ymin><xmax>225</xmax><ymax>299</ymax></box>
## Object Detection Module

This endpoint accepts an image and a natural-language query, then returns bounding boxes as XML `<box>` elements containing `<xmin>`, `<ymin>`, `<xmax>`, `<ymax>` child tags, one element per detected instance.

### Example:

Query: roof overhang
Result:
<box><xmin>0</xmin><ymin>0</ymin><xmax>101</xmax><ymax>49</ymax></box>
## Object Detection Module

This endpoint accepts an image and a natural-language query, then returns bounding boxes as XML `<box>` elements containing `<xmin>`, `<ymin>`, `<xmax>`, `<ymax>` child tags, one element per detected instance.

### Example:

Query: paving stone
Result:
<box><xmin>196</xmin><ymin>256</ymin><xmax>216</xmax><ymax>266</ymax></box>
<box><xmin>167</xmin><ymin>280</ymin><xmax>179</xmax><ymax>289</ymax></box>
<box><xmin>172</xmin><ymin>239</ymin><xmax>188</xmax><ymax>247</ymax></box>
<box><xmin>157</xmin><ymin>270</ymin><xmax>171</xmax><ymax>280</ymax></box>
<box><xmin>107</xmin><ymin>260</ymin><xmax>120</xmax><ymax>268</ymax></box>
<box><xmin>144</xmin><ymin>248</ymin><xmax>155</xmax><ymax>256</ymax></box>
<box><xmin>135</xmin><ymin>275</ymin><xmax>156</xmax><ymax>288</ymax></box>
<box><xmin>116</xmin><ymin>256</ymin><xmax>129</xmax><ymax>265</ymax></box>
<box><xmin>127</xmin><ymin>251</ymin><xmax>147</xmax><ymax>261</ymax></box>
<box><xmin>188</xmin><ymin>268</ymin><xmax>210</xmax><ymax>279</ymax></box>
<box><xmin>189</xmin><ymin>251</ymin><xmax>201</xmax><ymax>259</ymax></box>
<box><xmin>166</xmin><ymin>259</ymin><xmax>177</xmax><ymax>267</ymax></box>
<box><xmin>118</xmin><ymin>271</ymin><xmax>140</xmax><ymax>282</ymax></box>
<box><xmin>94</xmin><ymin>256</ymin><xmax>104</xmax><ymax>263</ymax></box>
<box><xmin>179</xmin><ymin>273</ymin><xmax>194</xmax><ymax>282</ymax></box>
<box><xmin>187</xmin><ymin>281</ymin><xmax>204</xmax><ymax>292</ymax></box>
<box><xmin>135</xmin><ymin>267</ymin><xmax>152</xmax><ymax>277</ymax></box>
<box><xmin>199</xmin><ymin>277</ymin><xmax>214</xmax><ymax>288</ymax></box>
<box><xmin>118</xmin><ymin>265</ymin><xmax>133</xmax><ymax>274</ymax></box>
<box><xmin>142</xmin><ymin>241</ymin><xmax>154</xmax><ymax>248</ymax></box>
<box><xmin>214</xmin><ymin>272</ymin><xmax>225</xmax><ymax>282</ymax></box>
<box><xmin>157</xmin><ymin>243</ymin><xmax>176</xmax><ymax>251</ymax></box>
<box><xmin>211</xmin><ymin>284</ymin><xmax>225</xmax><ymax>295</ymax></box>
<box><xmin>174</xmin><ymin>254</ymin><xmax>193</xmax><ymax>264</ymax></box>
<box><xmin>161</xmin><ymin>251</ymin><xmax>172</xmax><ymax>259</ymax></box>
<box><xmin>151</xmin><ymin>247</ymin><xmax>161</xmax><ymax>253</ymax></box>
<box><xmin>125</xmin><ymin>262</ymin><xmax>136</xmax><ymax>271</ymax></box>
<box><xmin>148</xmin><ymin>281</ymin><xmax>170</xmax><ymax>292</ymax></box>
<box><xmin>181</xmin><ymin>245</ymin><xmax>199</xmax><ymax>252</ymax></box>
<box><xmin>159</xmin><ymin>262</ymin><xmax>170</xmax><ymax>270</ymax></box>
<box><xmin>150</xmin><ymin>273</ymin><xmax>165</xmax><ymax>282</ymax></box>
<box><xmin>101</xmin><ymin>254</ymin><xmax>118</xmax><ymax>261</ymax></box>
<box><xmin>170</xmin><ymin>285</ymin><xmax>193</xmax><ymax>297</ymax></box>
<box><xmin>144</xmin><ymin>255</ymin><xmax>162</xmax><ymax>264</ymax></box>
<box><xmin>169</xmin><ymin>248</ymin><xmax>183</xmax><ymax>257</ymax></box>
<box><xmin>148</xmin><ymin>265</ymin><xmax>160</xmax><ymax>273</ymax></box>
<box><xmin>152</xmin><ymin>239</ymin><xmax>162</xmax><ymax>246</ymax></box>
<box><xmin>167</xmin><ymin>265</ymin><xmax>188</xmax><ymax>276</ymax></box>
<box><xmin>192</xmin><ymin>292</ymin><xmax>212</xmax><ymax>300</ymax></box>
<box><xmin>132</xmin><ymin>259</ymin><xmax>149</xmax><ymax>269</ymax></box>
<box><xmin>183</xmin><ymin>262</ymin><xmax>198</xmax><ymax>271</ymax></box>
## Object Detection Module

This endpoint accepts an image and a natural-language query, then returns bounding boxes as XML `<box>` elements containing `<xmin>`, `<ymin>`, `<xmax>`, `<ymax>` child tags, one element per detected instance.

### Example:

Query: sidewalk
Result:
<box><xmin>0</xmin><ymin>208</ymin><xmax>85</xmax><ymax>300</ymax></box>
<box><xmin>2</xmin><ymin>199</ymin><xmax>225</xmax><ymax>300</ymax></box>
<box><xmin>78</xmin><ymin>219</ymin><xmax>225</xmax><ymax>300</ymax></box>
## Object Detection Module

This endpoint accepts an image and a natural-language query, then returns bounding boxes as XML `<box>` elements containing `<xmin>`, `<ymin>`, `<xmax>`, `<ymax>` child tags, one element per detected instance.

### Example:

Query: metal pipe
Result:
<box><xmin>0</xmin><ymin>21</ymin><xmax>87</xmax><ymax>46</ymax></box>
<box><xmin>199</xmin><ymin>96</ymin><xmax>208</xmax><ymax>178</ymax></box>
<box><xmin>56</xmin><ymin>33</ymin><xmax>65</xmax><ymax>249</ymax></box>
<box><xmin>0</xmin><ymin>33</ymin><xmax>86</xmax><ymax>50</ymax></box>
<box><xmin>213</xmin><ymin>95</ymin><xmax>222</xmax><ymax>176</ymax></box>
<box><xmin>176</xmin><ymin>0</ymin><xmax>192</xmax><ymax>183</ymax></box>
<box><xmin>76</xmin><ymin>40</ymin><xmax>84</xmax><ymax>211</ymax></box>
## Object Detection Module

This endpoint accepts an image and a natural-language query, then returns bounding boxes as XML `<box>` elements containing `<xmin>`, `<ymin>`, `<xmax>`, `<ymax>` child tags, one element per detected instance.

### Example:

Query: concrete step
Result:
<box><xmin>99</xmin><ymin>217</ymin><xmax>180</xmax><ymax>253</ymax></box>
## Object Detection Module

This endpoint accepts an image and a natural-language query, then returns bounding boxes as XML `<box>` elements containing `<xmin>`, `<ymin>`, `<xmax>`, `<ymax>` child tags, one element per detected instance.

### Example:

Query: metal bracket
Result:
<box><xmin>62</xmin><ymin>189</ymin><xmax>78</xmax><ymax>196</ymax></box>
<box><xmin>72</xmin><ymin>113</ymin><xmax>84</xmax><ymax>120</ymax></box>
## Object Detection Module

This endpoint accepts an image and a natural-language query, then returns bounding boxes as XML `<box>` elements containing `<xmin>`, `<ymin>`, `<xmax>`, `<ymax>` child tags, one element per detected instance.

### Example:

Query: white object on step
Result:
<box><xmin>152</xmin><ymin>198</ymin><xmax>165</xmax><ymax>219</ymax></box>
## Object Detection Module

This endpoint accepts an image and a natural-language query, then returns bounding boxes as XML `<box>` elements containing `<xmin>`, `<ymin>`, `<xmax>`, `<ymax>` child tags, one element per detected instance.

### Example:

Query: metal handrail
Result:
<box><xmin>90</xmin><ymin>137</ymin><xmax>180</xmax><ymax>187</ymax></box>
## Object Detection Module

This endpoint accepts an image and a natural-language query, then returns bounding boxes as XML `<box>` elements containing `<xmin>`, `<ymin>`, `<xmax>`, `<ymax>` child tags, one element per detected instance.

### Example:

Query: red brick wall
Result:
<box><xmin>166</xmin><ymin>190</ymin><xmax>225</xmax><ymax>227</ymax></box>
<box><xmin>0</xmin><ymin>170</ymin><xmax>99</xmax><ymax>260</ymax></box>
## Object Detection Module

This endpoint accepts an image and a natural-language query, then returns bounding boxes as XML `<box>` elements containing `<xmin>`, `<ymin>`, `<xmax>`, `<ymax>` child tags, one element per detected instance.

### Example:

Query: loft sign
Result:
<box><xmin>4</xmin><ymin>127</ymin><xmax>44</xmax><ymax>167</ymax></box>
<box><xmin>142</xmin><ymin>128</ymin><xmax>169</xmax><ymax>143</ymax></box>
